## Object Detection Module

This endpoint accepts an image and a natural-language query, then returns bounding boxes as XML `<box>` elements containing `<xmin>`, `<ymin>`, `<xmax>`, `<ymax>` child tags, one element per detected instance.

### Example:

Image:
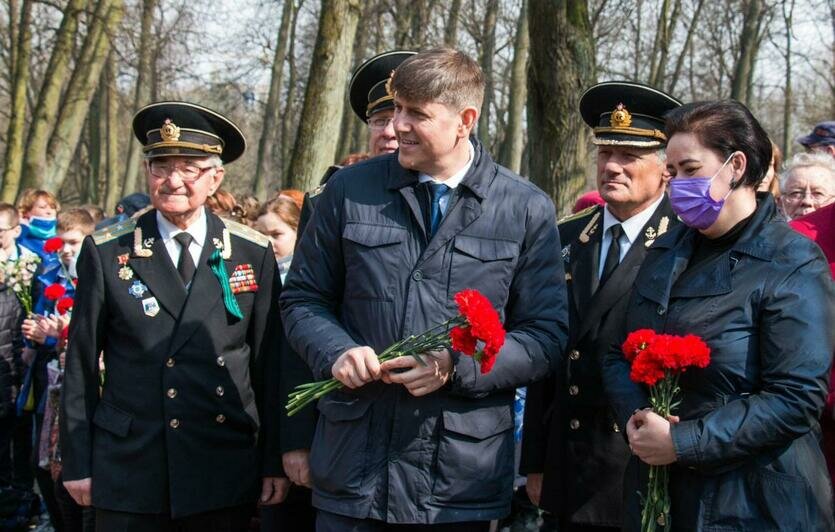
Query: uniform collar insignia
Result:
<box><xmin>644</xmin><ymin>216</ymin><xmax>670</xmax><ymax>247</ymax></box>
<box><xmin>133</xmin><ymin>227</ymin><xmax>153</xmax><ymax>257</ymax></box>
<box><xmin>578</xmin><ymin>212</ymin><xmax>601</xmax><ymax>243</ymax></box>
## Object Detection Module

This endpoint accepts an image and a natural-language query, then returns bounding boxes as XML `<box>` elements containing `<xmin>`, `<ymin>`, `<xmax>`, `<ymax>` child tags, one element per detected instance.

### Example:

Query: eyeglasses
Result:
<box><xmin>782</xmin><ymin>189</ymin><xmax>833</xmax><ymax>204</ymax></box>
<box><xmin>149</xmin><ymin>161</ymin><xmax>217</xmax><ymax>182</ymax></box>
<box><xmin>368</xmin><ymin>117</ymin><xmax>393</xmax><ymax>130</ymax></box>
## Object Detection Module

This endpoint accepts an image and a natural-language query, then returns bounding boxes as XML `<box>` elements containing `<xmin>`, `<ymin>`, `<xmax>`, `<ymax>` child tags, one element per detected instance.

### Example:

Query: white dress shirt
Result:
<box><xmin>598</xmin><ymin>194</ymin><xmax>664</xmax><ymax>280</ymax></box>
<box><xmin>156</xmin><ymin>209</ymin><xmax>206</xmax><ymax>270</ymax></box>
<box><xmin>418</xmin><ymin>141</ymin><xmax>475</xmax><ymax>217</ymax></box>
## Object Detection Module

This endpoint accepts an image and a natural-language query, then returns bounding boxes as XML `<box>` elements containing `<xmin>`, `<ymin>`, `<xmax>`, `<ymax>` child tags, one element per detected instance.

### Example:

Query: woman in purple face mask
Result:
<box><xmin>601</xmin><ymin>100</ymin><xmax>835</xmax><ymax>531</ymax></box>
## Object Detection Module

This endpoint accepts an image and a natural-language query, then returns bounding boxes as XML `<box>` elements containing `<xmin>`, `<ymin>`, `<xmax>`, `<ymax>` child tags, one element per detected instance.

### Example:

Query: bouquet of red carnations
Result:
<box><xmin>286</xmin><ymin>289</ymin><xmax>506</xmax><ymax>416</ymax></box>
<box><xmin>622</xmin><ymin>329</ymin><xmax>711</xmax><ymax>532</ymax></box>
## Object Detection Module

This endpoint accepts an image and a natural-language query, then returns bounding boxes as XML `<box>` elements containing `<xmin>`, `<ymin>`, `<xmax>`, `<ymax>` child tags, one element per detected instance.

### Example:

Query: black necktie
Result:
<box><xmin>174</xmin><ymin>232</ymin><xmax>196</xmax><ymax>286</ymax></box>
<box><xmin>599</xmin><ymin>224</ymin><xmax>623</xmax><ymax>288</ymax></box>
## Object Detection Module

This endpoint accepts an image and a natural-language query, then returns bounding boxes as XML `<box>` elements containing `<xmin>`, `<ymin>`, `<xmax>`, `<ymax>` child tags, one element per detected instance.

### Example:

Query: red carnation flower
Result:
<box><xmin>450</xmin><ymin>326</ymin><xmax>477</xmax><ymax>356</ymax></box>
<box><xmin>43</xmin><ymin>237</ymin><xmax>63</xmax><ymax>254</ymax></box>
<box><xmin>452</xmin><ymin>289</ymin><xmax>506</xmax><ymax>374</ymax></box>
<box><xmin>629</xmin><ymin>351</ymin><xmax>666</xmax><ymax>386</ymax></box>
<box><xmin>44</xmin><ymin>283</ymin><xmax>66</xmax><ymax>301</ymax></box>
<box><xmin>56</xmin><ymin>297</ymin><xmax>74</xmax><ymax>315</ymax></box>
<box><xmin>622</xmin><ymin>328</ymin><xmax>656</xmax><ymax>362</ymax></box>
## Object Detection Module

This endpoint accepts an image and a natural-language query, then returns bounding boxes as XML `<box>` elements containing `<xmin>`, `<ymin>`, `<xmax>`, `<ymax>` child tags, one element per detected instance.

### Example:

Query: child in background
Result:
<box><xmin>20</xmin><ymin>209</ymin><xmax>94</xmax><ymax>532</ymax></box>
<box><xmin>16</xmin><ymin>190</ymin><xmax>60</xmax><ymax>266</ymax></box>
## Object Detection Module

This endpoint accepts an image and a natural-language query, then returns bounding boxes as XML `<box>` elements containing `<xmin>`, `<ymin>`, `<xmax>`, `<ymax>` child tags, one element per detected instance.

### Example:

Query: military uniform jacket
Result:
<box><xmin>520</xmin><ymin>196</ymin><xmax>678</xmax><ymax>526</ymax></box>
<box><xmin>280</xmin><ymin>141</ymin><xmax>568</xmax><ymax>524</ymax></box>
<box><xmin>60</xmin><ymin>209</ymin><xmax>283</xmax><ymax>517</ymax></box>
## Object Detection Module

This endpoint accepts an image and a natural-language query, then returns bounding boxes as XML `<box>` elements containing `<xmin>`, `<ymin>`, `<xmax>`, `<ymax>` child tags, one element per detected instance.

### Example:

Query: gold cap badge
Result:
<box><xmin>385</xmin><ymin>70</ymin><xmax>396</xmax><ymax>98</ymax></box>
<box><xmin>160</xmin><ymin>119</ymin><xmax>181</xmax><ymax>142</ymax></box>
<box><xmin>610</xmin><ymin>103</ymin><xmax>633</xmax><ymax>129</ymax></box>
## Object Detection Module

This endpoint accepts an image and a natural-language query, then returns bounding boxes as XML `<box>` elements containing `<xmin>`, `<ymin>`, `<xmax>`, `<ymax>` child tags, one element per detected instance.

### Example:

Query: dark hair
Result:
<box><xmin>664</xmin><ymin>100</ymin><xmax>772</xmax><ymax>188</ymax></box>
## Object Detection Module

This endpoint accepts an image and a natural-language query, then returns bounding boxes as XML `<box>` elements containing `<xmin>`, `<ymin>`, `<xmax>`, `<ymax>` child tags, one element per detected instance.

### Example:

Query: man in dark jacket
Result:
<box><xmin>280</xmin><ymin>49</ymin><xmax>568</xmax><ymax>529</ymax></box>
<box><xmin>60</xmin><ymin>102</ymin><xmax>287</xmax><ymax>531</ymax></box>
<box><xmin>521</xmin><ymin>81</ymin><xmax>681</xmax><ymax>532</ymax></box>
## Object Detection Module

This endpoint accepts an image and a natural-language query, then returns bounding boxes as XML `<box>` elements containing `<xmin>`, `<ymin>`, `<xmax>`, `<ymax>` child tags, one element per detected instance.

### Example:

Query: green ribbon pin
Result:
<box><xmin>208</xmin><ymin>248</ymin><xmax>243</xmax><ymax>320</ymax></box>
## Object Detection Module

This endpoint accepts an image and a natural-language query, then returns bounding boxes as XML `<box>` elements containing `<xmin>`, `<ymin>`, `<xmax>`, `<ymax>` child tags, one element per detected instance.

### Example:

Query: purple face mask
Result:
<box><xmin>668</xmin><ymin>153</ymin><xmax>736</xmax><ymax>230</ymax></box>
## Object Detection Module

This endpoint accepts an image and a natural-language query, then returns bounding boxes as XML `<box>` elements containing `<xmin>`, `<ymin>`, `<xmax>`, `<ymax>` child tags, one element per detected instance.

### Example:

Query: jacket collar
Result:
<box><xmin>638</xmin><ymin>194</ymin><xmax>778</xmax><ymax>305</ymax></box>
<box><xmin>386</xmin><ymin>137</ymin><xmax>492</xmax><ymax>200</ymax></box>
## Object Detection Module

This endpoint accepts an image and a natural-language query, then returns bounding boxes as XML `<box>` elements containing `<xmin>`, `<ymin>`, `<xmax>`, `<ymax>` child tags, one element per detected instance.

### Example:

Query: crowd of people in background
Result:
<box><xmin>0</xmin><ymin>47</ymin><xmax>833</xmax><ymax>532</ymax></box>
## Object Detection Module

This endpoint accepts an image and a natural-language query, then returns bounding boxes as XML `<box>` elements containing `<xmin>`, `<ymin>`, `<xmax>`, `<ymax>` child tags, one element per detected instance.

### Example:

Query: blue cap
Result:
<box><xmin>796</xmin><ymin>121</ymin><xmax>835</xmax><ymax>147</ymax></box>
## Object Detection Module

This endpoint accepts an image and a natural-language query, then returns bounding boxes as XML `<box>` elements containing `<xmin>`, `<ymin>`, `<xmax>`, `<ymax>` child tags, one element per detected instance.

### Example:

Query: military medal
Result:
<box><xmin>129</xmin><ymin>280</ymin><xmax>148</xmax><ymax>299</ymax></box>
<box><xmin>118</xmin><ymin>266</ymin><xmax>134</xmax><ymax>280</ymax></box>
<box><xmin>116</xmin><ymin>253</ymin><xmax>134</xmax><ymax>280</ymax></box>
<box><xmin>142</xmin><ymin>297</ymin><xmax>160</xmax><ymax>317</ymax></box>
<box><xmin>228</xmin><ymin>263</ymin><xmax>258</xmax><ymax>294</ymax></box>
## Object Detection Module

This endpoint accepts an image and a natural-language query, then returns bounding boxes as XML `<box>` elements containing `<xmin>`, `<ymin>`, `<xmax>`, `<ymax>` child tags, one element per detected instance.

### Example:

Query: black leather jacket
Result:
<box><xmin>603</xmin><ymin>196</ymin><xmax>835</xmax><ymax>531</ymax></box>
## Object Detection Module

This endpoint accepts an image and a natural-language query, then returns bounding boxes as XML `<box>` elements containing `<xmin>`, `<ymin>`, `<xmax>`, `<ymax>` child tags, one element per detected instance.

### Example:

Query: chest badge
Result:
<box><xmin>142</xmin><ymin>297</ymin><xmax>160</xmax><ymax>317</ymax></box>
<box><xmin>129</xmin><ymin>280</ymin><xmax>149</xmax><ymax>299</ymax></box>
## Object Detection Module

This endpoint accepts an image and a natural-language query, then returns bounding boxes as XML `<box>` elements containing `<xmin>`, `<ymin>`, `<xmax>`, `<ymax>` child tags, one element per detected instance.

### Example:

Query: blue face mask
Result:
<box><xmin>27</xmin><ymin>216</ymin><xmax>57</xmax><ymax>240</ymax></box>
<box><xmin>668</xmin><ymin>153</ymin><xmax>737</xmax><ymax>230</ymax></box>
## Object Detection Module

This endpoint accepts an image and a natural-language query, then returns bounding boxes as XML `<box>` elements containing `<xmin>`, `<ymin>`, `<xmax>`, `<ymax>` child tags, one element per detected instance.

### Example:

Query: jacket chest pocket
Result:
<box><xmin>447</xmin><ymin>235</ymin><xmax>518</xmax><ymax>305</ymax></box>
<box><xmin>342</xmin><ymin>223</ymin><xmax>407</xmax><ymax>301</ymax></box>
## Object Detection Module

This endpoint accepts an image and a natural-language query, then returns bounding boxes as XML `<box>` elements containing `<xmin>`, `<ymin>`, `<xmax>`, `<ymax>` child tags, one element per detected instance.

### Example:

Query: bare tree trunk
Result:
<box><xmin>444</xmin><ymin>0</ymin><xmax>463</xmax><ymax>47</ymax></box>
<box><xmin>7</xmin><ymin>0</ymin><xmax>19</xmax><ymax>82</ymax></box>
<box><xmin>499</xmin><ymin>0</ymin><xmax>528</xmax><ymax>174</ymax></box>
<box><xmin>87</xmin><ymin>77</ymin><xmax>104</xmax><ymax>205</ymax></box>
<box><xmin>477</xmin><ymin>0</ymin><xmax>499</xmax><ymax>148</ymax></box>
<box><xmin>527</xmin><ymin>0</ymin><xmax>596</xmax><ymax>214</ymax></box>
<box><xmin>19</xmin><ymin>0</ymin><xmax>86</xmax><ymax>195</ymax></box>
<box><xmin>730</xmin><ymin>0</ymin><xmax>763</xmax><ymax>104</ymax></box>
<box><xmin>42</xmin><ymin>0</ymin><xmax>125</xmax><ymax>193</ymax></box>
<box><xmin>649</xmin><ymin>0</ymin><xmax>681</xmax><ymax>87</ymax></box>
<box><xmin>633</xmin><ymin>0</ymin><xmax>643</xmax><ymax>79</ymax></box>
<box><xmin>279</xmin><ymin>0</ymin><xmax>302</xmax><ymax>178</ymax></box>
<box><xmin>104</xmin><ymin>51</ymin><xmax>122</xmax><ymax>212</ymax></box>
<box><xmin>668</xmin><ymin>0</ymin><xmax>705</xmax><ymax>94</ymax></box>
<box><xmin>1</xmin><ymin>0</ymin><xmax>32</xmax><ymax>203</ymax></box>
<box><xmin>286</xmin><ymin>0</ymin><xmax>361</xmax><ymax>191</ymax></box>
<box><xmin>393</xmin><ymin>0</ymin><xmax>411</xmax><ymax>48</ymax></box>
<box><xmin>121</xmin><ymin>0</ymin><xmax>157</xmax><ymax>198</ymax></box>
<box><xmin>252</xmin><ymin>0</ymin><xmax>295</xmax><ymax>198</ymax></box>
<box><xmin>781</xmin><ymin>0</ymin><xmax>795</xmax><ymax>156</ymax></box>
<box><xmin>337</xmin><ymin>2</ymin><xmax>372</xmax><ymax>162</ymax></box>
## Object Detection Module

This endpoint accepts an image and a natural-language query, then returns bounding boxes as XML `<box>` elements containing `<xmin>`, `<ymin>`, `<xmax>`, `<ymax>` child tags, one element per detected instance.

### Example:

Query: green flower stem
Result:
<box><xmin>639</xmin><ymin>371</ymin><xmax>677</xmax><ymax>532</ymax></box>
<box><xmin>286</xmin><ymin>317</ymin><xmax>466</xmax><ymax>416</ymax></box>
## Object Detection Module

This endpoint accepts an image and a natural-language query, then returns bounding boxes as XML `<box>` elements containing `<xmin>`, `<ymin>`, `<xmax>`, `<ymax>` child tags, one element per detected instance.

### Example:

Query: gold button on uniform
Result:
<box><xmin>169</xmin><ymin>419</ymin><xmax>180</xmax><ymax>429</ymax></box>
<box><xmin>216</xmin><ymin>414</ymin><xmax>226</xmax><ymax>424</ymax></box>
<box><xmin>165</xmin><ymin>358</ymin><xmax>175</xmax><ymax>368</ymax></box>
<box><xmin>569</xmin><ymin>350</ymin><xmax>580</xmax><ymax>361</ymax></box>
<box><xmin>215</xmin><ymin>386</ymin><xmax>224</xmax><ymax>397</ymax></box>
<box><xmin>568</xmin><ymin>385</ymin><xmax>579</xmax><ymax>396</ymax></box>
<box><xmin>613</xmin><ymin>423</ymin><xmax>620</xmax><ymax>433</ymax></box>
<box><xmin>569</xmin><ymin>419</ymin><xmax>580</xmax><ymax>430</ymax></box>
<box><xmin>216</xmin><ymin>356</ymin><xmax>225</xmax><ymax>367</ymax></box>
<box><xmin>166</xmin><ymin>388</ymin><xmax>177</xmax><ymax>399</ymax></box>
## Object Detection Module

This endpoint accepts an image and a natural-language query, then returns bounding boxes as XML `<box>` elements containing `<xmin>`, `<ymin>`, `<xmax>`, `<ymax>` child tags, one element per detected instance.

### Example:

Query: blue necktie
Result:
<box><xmin>428</xmin><ymin>183</ymin><xmax>450</xmax><ymax>237</ymax></box>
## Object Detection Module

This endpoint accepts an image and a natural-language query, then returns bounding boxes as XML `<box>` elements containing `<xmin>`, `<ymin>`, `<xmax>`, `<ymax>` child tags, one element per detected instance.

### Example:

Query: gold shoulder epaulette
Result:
<box><xmin>92</xmin><ymin>218</ymin><xmax>136</xmax><ymax>245</ymax></box>
<box><xmin>558</xmin><ymin>205</ymin><xmax>598</xmax><ymax>225</ymax></box>
<box><xmin>222</xmin><ymin>218</ymin><xmax>270</xmax><ymax>248</ymax></box>
<box><xmin>309</xmin><ymin>183</ymin><xmax>326</xmax><ymax>199</ymax></box>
